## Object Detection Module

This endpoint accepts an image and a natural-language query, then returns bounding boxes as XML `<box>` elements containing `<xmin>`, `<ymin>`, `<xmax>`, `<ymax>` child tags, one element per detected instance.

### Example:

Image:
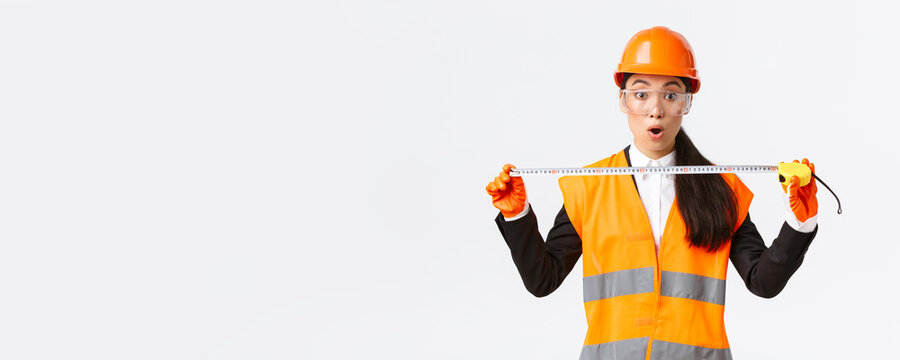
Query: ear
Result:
<box><xmin>618</xmin><ymin>91</ymin><xmax>627</xmax><ymax>114</ymax></box>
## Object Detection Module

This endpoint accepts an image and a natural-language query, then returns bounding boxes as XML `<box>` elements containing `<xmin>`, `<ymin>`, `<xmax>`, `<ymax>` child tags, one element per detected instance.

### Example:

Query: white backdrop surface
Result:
<box><xmin>0</xmin><ymin>1</ymin><xmax>896</xmax><ymax>359</ymax></box>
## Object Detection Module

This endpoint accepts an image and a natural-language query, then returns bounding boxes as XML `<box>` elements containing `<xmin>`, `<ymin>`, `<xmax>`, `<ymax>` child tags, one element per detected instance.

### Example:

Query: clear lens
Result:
<box><xmin>620</xmin><ymin>89</ymin><xmax>691</xmax><ymax>115</ymax></box>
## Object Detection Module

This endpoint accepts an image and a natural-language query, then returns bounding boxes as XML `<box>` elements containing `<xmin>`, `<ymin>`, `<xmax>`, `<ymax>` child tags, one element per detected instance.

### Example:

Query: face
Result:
<box><xmin>620</xmin><ymin>73</ymin><xmax>690</xmax><ymax>159</ymax></box>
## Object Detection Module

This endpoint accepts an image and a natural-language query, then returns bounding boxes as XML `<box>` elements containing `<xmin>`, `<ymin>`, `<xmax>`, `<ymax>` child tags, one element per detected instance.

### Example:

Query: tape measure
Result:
<box><xmin>510</xmin><ymin>163</ymin><xmax>842</xmax><ymax>214</ymax></box>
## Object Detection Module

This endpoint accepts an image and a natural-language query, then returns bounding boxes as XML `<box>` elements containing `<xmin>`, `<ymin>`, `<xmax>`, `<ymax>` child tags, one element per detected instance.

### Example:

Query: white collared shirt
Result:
<box><xmin>628</xmin><ymin>143</ymin><xmax>676</xmax><ymax>253</ymax></box>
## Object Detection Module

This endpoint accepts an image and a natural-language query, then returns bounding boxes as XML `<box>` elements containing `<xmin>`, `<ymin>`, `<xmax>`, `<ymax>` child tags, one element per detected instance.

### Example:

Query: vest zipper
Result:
<box><xmin>646</xmin><ymin>240</ymin><xmax>663</xmax><ymax>360</ymax></box>
<box><xmin>646</xmin><ymin>201</ymin><xmax>675</xmax><ymax>360</ymax></box>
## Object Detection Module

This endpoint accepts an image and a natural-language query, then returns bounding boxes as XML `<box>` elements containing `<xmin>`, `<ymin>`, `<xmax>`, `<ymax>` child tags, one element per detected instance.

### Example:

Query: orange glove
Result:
<box><xmin>485</xmin><ymin>164</ymin><xmax>527</xmax><ymax>218</ymax></box>
<box><xmin>781</xmin><ymin>158</ymin><xmax>818</xmax><ymax>223</ymax></box>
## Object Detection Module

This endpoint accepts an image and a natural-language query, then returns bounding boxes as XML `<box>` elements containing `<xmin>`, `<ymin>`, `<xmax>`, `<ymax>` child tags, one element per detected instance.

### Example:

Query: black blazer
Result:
<box><xmin>494</xmin><ymin>146</ymin><xmax>817</xmax><ymax>299</ymax></box>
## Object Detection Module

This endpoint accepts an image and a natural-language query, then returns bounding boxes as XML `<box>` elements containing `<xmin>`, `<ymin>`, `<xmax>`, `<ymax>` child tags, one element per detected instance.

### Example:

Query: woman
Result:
<box><xmin>484</xmin><ymin>26</ymin><xmax>818</xmax><ymax>360</ymax></box>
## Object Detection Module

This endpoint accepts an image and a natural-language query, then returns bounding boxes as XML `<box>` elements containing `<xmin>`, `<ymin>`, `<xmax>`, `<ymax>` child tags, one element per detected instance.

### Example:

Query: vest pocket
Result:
<box><xmin>634</xmin><ymin>316</ymin><xmax>654</xmax><ymax>327</ymax></box>
<box><xmin>626</xmin><ymin>233</ymin><xmax>653</xmax><ymax>242</ymax></box>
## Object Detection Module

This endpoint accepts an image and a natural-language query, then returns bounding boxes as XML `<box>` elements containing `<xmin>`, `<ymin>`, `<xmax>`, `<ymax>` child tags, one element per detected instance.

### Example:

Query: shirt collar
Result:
<box><xmin>629</xmin><ymin>142</ymin><xmax>676</xmax><ymax>167</ymax></box>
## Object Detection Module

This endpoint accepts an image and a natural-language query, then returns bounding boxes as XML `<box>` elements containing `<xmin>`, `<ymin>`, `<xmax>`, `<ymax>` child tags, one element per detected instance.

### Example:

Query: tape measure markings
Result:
<box><xmin>509</xmin><ymin>165</ymin><xmax>779</xmax><ymax>177</ymax></box>
<box><xmin>508</xmin><ymin>164</ymin><xmax>843</xmax><ymax>215</ymax></box>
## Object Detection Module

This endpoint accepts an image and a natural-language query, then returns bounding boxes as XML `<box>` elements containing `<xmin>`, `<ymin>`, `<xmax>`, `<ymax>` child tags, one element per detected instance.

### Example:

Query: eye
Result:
<box><xmin>635</xmin><ymin>91</ymin><xmax>648</xmax><ymax>99</ymax></box>
<box><xmin>664</xmin><ymin>92</ymin><xmax>677</xmax><ymax>100</ymax></box>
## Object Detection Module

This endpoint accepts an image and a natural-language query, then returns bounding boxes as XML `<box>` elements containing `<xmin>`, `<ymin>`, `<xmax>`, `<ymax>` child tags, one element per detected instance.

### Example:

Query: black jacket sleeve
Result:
<box><xmin>729</xmin><ymin>213</ymin><xmax>818</xmax><ymax>298</ymax></box>
<box><xmin>495</xmin><ymin>206</ymin><xmax>816</xmax><ymax>299</ymax></box>
<box><xmin>494</xmin><ymin>205</ymin><xmax>582</xmax><ymax>297</ymax></box>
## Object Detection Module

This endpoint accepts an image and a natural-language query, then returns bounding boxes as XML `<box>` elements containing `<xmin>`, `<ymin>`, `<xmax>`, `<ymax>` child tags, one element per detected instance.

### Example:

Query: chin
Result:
<box><xmin>644</xmin><ymin>139</ymin><xmax>668</xmax><ymax>148</ymax></box>
<box><xmin>641</xmin><ymin>139</ymin><xmax>675</xmax><ymax>152</ymax></box>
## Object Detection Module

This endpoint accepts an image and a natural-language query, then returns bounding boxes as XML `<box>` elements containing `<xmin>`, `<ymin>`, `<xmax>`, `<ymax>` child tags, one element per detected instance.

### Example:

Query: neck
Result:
<box><xmin>634</xmin><ymin>143</ymin><xmax>674</xmax><ymax>160</ymax></box>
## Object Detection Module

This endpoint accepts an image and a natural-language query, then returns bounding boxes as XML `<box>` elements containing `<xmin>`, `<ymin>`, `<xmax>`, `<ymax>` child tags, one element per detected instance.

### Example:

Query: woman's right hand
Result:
<box><xmin>781</xmin><ymin>158</ymin><xmax>818</xmax><ymax>223</ymax></box>
<box><xmin>485</xmin><ymin>163</ymin><xmax>528</xmax><ymax>218</ymax></box>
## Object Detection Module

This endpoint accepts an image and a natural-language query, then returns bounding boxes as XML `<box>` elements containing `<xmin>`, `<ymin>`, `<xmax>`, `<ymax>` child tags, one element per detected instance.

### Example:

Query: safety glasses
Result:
<box><xmin>619</xmin><ymin>89</ymin><xmax>692</xmax><ymax>116</ymax></box>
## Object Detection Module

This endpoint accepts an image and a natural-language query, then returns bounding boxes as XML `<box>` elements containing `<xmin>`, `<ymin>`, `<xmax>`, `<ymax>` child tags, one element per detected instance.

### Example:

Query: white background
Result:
<box><xmin>0</xmin><ymin>1</ymin><xmax>897</xmax><ymax>359</ymax></box>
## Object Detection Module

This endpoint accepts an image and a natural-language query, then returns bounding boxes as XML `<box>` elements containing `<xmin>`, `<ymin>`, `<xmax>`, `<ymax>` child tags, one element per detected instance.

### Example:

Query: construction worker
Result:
<box><xmin>485</xmin><ymin>26</ymin><xmax>818</xmax><ymax>360</ymax></box>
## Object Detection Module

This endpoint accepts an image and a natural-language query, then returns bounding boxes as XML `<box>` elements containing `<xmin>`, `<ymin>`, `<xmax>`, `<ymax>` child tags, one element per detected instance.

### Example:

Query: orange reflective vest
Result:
<box><xmin>558</xmin><ymin>149</ymin><xmax>753</xmax><ymax>360</ymax></box>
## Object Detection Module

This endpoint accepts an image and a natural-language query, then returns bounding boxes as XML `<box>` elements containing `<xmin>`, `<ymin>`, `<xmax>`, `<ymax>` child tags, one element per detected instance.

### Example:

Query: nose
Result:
<box><xmin>648</xmin><ymin>101</ymin><xmax>664</xmax><ymax>118</ymax></box>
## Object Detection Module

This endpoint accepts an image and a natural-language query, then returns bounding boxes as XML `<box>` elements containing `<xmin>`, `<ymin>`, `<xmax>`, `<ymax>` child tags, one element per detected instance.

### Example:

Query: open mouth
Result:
<box><xmin>647</xmin><ymin>126</ymin><xmax>664</xmax><ymax>139</ymax></box>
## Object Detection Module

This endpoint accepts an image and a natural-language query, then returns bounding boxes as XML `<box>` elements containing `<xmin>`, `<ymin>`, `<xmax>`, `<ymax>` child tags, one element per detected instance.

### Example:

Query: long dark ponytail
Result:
<box><xmin>673</xmin><ymin>129</ymin><xmax>738</xmax><ymax>252</ymax></box>
<box><xmin>621</xmin><ymin>73</ymin><xmax>738</xmax><ymax>252</ymax></box>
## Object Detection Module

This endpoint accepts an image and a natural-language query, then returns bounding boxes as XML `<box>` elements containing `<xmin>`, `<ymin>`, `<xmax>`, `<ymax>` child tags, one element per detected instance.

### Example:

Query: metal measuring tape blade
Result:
<box><xmin>509</xmin><ymin>164</ymin><xmax>842</xmax><ymax>214</ymax></box>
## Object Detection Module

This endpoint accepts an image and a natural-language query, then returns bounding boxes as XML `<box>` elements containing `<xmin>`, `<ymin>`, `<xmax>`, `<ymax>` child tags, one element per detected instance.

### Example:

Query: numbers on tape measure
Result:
<box><xmin>509</xmin><ymin>165</ymin><xmax>778</xmax><ymax>177</ymax></box>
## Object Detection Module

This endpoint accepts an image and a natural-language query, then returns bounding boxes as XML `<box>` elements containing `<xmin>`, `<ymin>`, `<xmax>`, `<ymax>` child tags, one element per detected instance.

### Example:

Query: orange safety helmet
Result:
<box><xmin>614</xmin><ymin>26</ymin><xmax>701</xmax><ymax>93</ymax></box>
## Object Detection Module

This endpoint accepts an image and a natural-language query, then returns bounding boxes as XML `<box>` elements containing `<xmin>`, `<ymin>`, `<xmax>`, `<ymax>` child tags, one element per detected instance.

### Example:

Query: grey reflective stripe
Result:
<box><xmin>660</xmin><ymin>271</ymin><xmax>726</xmax><ymax>305</ymax></box>
<box><xmin>580</xmin><ymin>337</ymin><xmax>650</xmax><ymax>360</ymax></box>
<box><xmin>583</xmin><ymin>267</ymin><xmax>654</xmax><ymax>302</ymax></box>
<box><xmin>649</xmin><ymin>340</ymin><xmax>732</xmax><ymax>360</ymax></box>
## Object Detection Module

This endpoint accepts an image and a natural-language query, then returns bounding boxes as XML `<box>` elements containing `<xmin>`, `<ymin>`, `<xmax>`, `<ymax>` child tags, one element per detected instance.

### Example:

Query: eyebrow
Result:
<box><xmin>629</xmin><ymin>79</ymin><xmax>685</xmax><ymax>90</ymax></box>
<box><xmin>663</xmin><ymin>81</ymin><xmax>684</xmax><ymax>89</ymax></box>
<box><xmin>630</xmin><ymin>79</ymin><xmax>651</xmax><ymax>86</ymax></box>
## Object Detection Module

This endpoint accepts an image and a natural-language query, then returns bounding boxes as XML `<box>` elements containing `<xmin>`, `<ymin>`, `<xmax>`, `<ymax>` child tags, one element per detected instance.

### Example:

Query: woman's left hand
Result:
<box><xmin>781</xmin><ymin>158</ymin><xmax>818</xmax><ymax>223</ymax></box>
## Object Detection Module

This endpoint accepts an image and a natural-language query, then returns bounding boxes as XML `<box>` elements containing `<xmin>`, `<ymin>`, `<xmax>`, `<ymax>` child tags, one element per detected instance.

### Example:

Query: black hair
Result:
<box><xmin>620</xmin><ymin>73</ymin><xmax>737</xmax><ymax>252</ymax></box>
